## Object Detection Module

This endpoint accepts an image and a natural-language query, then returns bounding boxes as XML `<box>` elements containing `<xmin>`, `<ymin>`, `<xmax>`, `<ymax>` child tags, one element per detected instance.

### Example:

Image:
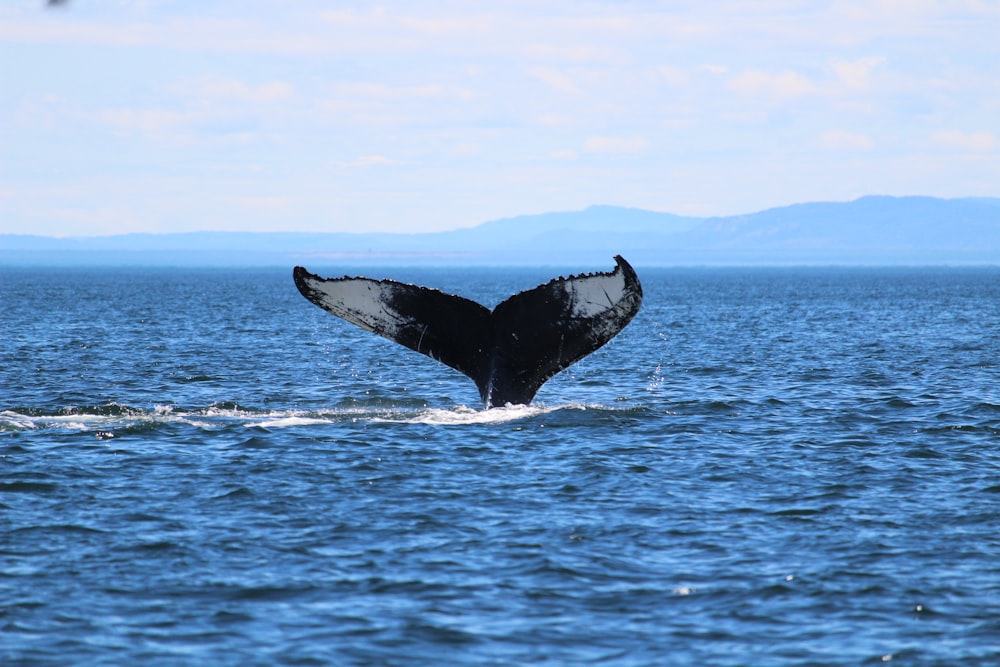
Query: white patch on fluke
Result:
<box><xmin>306</xmin><ymin>277</ymin><xmax>408</xmax><ymax>337</ymax></box>
<box><xmin>561</xmin><ymin>271</ymin><xmax>629</xmax><ymax>318</ymax></box>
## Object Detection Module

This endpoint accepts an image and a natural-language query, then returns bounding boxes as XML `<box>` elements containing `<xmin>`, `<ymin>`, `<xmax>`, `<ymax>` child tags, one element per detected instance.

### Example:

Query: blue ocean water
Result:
<box><xmin>2</xmin><ymin>265</ymin><xmax>999</xmax><ymax>666</ymax></box>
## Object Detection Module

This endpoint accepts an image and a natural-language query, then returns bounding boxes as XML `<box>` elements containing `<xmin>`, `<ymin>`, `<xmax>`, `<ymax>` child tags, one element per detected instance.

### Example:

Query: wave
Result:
<box><xmin>0</xmin><ymin>401</ymin><xmax>630</xmax><ymax>434</ymax></box>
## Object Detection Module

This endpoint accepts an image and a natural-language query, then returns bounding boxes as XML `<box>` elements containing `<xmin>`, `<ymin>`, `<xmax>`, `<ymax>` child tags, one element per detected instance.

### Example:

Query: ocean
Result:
<box><xmin>2</xmin><ymin>265</ymin><xmax>999</xmax><ymax>665</ymax></box>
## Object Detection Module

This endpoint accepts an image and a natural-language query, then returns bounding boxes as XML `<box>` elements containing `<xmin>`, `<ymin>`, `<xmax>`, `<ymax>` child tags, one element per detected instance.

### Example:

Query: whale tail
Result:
<box><xmin>293</xmin><ymin>256</ymin><xmax>643</xmax><ymax>408</ymax></box>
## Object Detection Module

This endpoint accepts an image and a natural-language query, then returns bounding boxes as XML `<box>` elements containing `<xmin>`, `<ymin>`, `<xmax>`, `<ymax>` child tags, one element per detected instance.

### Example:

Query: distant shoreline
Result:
<box><xmin>3</xmin><ymin>196</ymin><xmax>998</xmax><ymax>266</ymax></box>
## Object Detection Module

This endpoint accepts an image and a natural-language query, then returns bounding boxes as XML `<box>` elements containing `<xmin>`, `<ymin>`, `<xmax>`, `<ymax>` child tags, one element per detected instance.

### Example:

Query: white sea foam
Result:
<box><xmin>252</xmin><ymin>415</ymin><xmax>336</xmax><ymax>429</ymax></box>
<box><xmin>0</xmin><ymin>403</ymin><xmax>602</xmax><ymax>433</ymax></box>
<box><xmin>0</xmin><ymin>410</ymin><xmax>37</xmax><ymax>431</ymax></box>
<box><xmin>373</xmin><ymin>403</ymin><xmax>583</xmax><ymax>425</ymax></box>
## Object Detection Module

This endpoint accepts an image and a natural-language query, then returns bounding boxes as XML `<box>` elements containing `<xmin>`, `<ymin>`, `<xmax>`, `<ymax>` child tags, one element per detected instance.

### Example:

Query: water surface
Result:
<box><xmin>3</xmin><ymin>266</ymin><xmax>999</xmax><ymax>665</ymax></box>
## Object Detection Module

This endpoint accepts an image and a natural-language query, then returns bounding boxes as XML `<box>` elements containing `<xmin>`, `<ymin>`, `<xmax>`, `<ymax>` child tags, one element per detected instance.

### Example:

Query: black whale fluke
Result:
<box><xmin>293</xmin><ymin>256</ymin><xmax>643</xmax><ymax>409</ymax></box>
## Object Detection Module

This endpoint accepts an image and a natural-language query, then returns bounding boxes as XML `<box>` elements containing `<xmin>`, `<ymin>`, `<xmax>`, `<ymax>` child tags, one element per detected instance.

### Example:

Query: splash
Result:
<box><xmin>372</xmin><ymin>403</ymin><xmax>586</xmax><ymax>425</ymax></box>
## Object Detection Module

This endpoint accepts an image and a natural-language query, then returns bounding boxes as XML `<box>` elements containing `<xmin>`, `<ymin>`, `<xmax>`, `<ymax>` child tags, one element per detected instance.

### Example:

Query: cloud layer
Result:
<box><xmin>1</xmin><ymin>1</ymin><xmax>998</xmax><ymax>234</ymax></box>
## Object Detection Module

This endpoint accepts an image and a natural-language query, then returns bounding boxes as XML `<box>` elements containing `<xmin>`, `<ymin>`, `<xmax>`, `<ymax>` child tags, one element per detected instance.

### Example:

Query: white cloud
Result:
<box><xmin>336</xmin><ymin>82</ymin><xmax>447</xmax><ymax>99</ymax></box>
<box><xmin>397</xmin><ymin>15</ymin><xmax>495</xmax><ymax>36</ymax></box>
<box><xmin>526</xmin><ymin>67</ymin><xmax>580</xmax><ymax>94</ymax></box>
<box><xmin>583</xmin><ymin>136</ymin><xmax>648</xmax><ymax>154</ymax></box>
<box><xmin>818</xmin><ymin>130</ymin><xmax>874</xmax><ymax>151</ymax></box>
<box><xmin>171</xmin><ymin>76</ymin><xmax>294</xmax><ymax>103</ymax></box>
<box><xmin>930</xmin><ymin>130</ymin><xmax>998</xmax><ymax>152</ymax></box>
<box><xmin>536</xmin><ymin>114</ymin><xmax>575</xmax><ymax>128</ymax></box>
<box><xmin>331</xmin><ymin>155</ymin><xmax>398</xmax><ymax>168</ymax></box>
<box><xmin>356</xmin><ymin>155</ymin><xmax>396</xmax><ymax>167</ymax></box>
<box><xmin>228</xmin><ymin>196</ymin><xmax>290</xmax><ymax>210</ymax></box>
<box><xmin>727</xmin><ymin>69</ymin><xmax>817</xmax><ymax>97</ymax></box>
<box><xmin>448</xmin><ymin>143</ymin><xmax>484</xmax><ymax>157</ymax></box>
<box><xmin>0</xmin><ymin>14</ymin><xmax>328</xmax><ymax>55</ymax></box>
<box><xmin>699</xmin><ymin>64</ymin><xmax>728</xmax><ymax>75</ymax></box>
<box><xmin>330</xmin><ymin>82</ymin><xmax>477</xmax><ymax>105</ymax></box>
<box><xmin>98</xmin><ymin>108</ymin><xmax>193</xmax><ymax>136</ymax></box>
<box><xmin>657</xmin><ymin>65</ymin><xmax>690</xmax><ymax>86</ymax></box>
<box><xmin>832</xmin><ymin>57</ymin><xmax>886</xmax><ymax>89</ymax></box>
<box><xmin>521</xmin><ymin>43</ymin><xmax>631</xmax><ymax>65</ymax></box>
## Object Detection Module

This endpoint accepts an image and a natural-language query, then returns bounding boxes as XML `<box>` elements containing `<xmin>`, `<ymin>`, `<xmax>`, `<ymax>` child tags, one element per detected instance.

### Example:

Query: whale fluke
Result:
<box><xmin>293</xmin><ymin>256</ymin><xmax>642</xmax><ymax>408</ymax></box>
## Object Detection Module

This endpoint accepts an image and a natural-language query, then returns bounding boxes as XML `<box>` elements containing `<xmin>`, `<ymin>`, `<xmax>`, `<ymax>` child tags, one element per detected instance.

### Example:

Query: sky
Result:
<box><xmin>1</xmin><ymin>1</ymin><xmax>998</xmax><ymax>236</ymax></box>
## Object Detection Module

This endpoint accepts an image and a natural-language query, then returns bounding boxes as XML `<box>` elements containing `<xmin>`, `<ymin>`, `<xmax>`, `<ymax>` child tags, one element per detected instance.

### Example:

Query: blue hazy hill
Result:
<box><xmin>2</xmin><ymin>196</ymin><xmax>998</xmax><ymax>266</ymax></box>
<box><xmin>680</xmin><ymin>195</ymin><xmax>1000</xmax><ymax>264</ymax></box>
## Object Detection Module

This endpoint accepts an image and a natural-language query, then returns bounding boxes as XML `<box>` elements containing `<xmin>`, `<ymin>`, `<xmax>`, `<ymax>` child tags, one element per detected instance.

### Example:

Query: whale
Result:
<box><xmin>292</xmin><ymin>255</ymin><xmax>642</xmax><ymax>408</ymax></box>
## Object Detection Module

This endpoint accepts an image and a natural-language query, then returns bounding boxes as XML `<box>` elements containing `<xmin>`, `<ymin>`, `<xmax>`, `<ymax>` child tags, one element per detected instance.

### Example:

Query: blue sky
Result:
<box><xmin>1</xmin><ymin>0</ymin><xmax>998</xmax><ymax>236</ymax></box>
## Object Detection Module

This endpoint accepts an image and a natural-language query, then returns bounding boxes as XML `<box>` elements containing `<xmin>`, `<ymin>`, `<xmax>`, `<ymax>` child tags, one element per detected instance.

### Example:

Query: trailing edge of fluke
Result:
<box><xmin>292</xmin><ymin>255</ymin><xmax>643</xmax><ymax>408</ymax></box>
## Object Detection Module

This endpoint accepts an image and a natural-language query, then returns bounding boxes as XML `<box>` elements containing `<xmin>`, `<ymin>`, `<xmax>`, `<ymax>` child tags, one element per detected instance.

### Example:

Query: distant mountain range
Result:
<box><xmin>2</xmin><ymin>195</ymin><xmax>999</xmax><ymax>267</ymax></box>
